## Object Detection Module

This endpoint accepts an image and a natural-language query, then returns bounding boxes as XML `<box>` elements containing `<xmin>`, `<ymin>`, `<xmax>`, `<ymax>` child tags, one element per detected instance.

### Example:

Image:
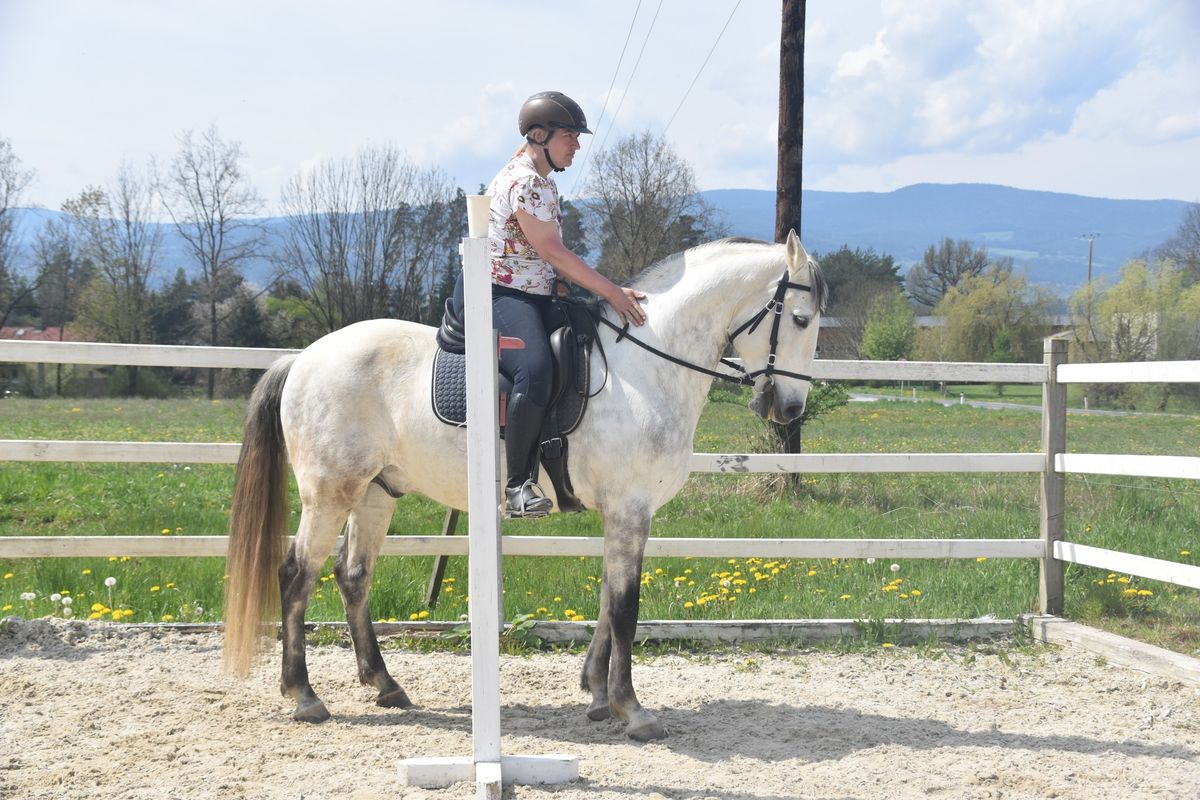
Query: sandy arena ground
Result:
<box><xmin>1</xmin><ymin>618</ymin><xmax>1197</xmax><ymax>800</ymax></box>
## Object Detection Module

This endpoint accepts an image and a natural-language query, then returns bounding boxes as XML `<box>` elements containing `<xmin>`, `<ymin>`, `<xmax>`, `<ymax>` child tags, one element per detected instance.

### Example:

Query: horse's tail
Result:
<box><xmin>223</xmin><ymin>354</ymin><xmax>297</xmax><ymax>678</ymax></box>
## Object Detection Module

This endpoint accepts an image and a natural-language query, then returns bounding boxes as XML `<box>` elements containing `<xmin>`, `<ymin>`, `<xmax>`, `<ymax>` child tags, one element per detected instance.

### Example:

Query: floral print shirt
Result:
<box><xmin>486</xmin><ymin>151</ymin><xmax>560</xmax><ymax>295</ymax></box>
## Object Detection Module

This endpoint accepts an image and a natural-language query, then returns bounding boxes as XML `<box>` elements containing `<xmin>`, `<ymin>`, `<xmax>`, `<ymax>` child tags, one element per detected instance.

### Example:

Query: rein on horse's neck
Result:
<box><xmin>620</xmin><ymin>242</ymin><xmax>789</xmax><ymax>388</ymax></box>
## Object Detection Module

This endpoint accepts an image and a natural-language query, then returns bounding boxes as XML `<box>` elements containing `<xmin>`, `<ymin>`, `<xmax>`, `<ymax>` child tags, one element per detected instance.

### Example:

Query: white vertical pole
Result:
<box><xmin>398</xmin><ymin>199</ymin><xmax>576</xmax><ymax>796</ymax></box>
<box><xmin>462</xmin><ymin>232</ymin><xmax>504</xmax><ymax>789</ymax></box>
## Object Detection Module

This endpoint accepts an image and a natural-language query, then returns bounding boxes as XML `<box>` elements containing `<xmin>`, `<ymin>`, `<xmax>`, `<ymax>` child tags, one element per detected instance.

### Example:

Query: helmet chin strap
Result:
<box><xmin>527</xmin><ymin>129</ymin><xmax>565</xmax><ymax>172</ymax></box>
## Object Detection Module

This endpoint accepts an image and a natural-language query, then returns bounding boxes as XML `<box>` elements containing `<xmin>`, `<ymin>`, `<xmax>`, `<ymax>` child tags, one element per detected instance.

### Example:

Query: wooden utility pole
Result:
<box><xmin>774</xmin><ymin>0</ymin><xmax>807</xmax><ymax>464</ymax></box>
<box><xmin>775</xmin><ymin>0</ymin><xmax>805</xmax><ymax>243</ymax></box>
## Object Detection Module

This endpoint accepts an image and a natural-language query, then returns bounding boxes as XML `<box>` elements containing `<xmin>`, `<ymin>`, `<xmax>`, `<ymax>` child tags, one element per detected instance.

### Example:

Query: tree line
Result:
<box><xmin>3</xmin><ymin>130</ymin><xmax>1199</xmax><ymax>406</ymax></box>
<box><xmin>1</xmin><ymin>129</ymin><xmax>721</xmax><ymax>397</ymax></box>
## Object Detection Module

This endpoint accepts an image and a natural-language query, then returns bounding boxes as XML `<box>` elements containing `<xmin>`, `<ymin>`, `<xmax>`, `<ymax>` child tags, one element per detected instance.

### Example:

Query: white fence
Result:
<box><xmin>2</xmin><ymin>338</ymin><xmax>1198</xmax><ymax>614</ymax></box>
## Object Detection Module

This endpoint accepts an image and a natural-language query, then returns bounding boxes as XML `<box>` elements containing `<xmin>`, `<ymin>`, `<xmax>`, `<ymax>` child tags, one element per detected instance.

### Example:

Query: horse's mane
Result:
<box><xmin>628</xmin><ymin>237</ymin><xmax>828</xmax><ymax>312</ymax></box>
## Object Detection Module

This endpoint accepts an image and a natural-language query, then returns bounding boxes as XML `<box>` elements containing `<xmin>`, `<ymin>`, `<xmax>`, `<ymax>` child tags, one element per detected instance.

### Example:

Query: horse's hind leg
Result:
<box><xmin>280</xmin><ymin>504</ymin><xmax>348</xmax><ymax>723</ymax></box>
<box><xmin>335</xmin><ymin>483</ymin><xmax>412</xmax><ymax>709</ymax></box>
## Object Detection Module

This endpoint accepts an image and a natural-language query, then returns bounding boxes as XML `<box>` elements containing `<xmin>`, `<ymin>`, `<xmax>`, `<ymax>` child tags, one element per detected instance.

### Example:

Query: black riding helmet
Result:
<box><xmin>518</xmin><ymin>91</ymin><xmax>592</xmax><ymax>172</ymax></box>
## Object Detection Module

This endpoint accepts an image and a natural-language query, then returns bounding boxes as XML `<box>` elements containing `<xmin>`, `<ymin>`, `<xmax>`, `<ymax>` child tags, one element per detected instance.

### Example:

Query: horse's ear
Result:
<box><xmin>784</xmin><ymin>229</ymin><xmax>810</xmax><ymax>278</ymax></box>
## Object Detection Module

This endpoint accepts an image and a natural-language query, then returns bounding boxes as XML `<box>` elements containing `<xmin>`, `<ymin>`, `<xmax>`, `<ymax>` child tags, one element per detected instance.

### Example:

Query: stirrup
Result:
<box><xmin>504</xmin><ymin>480</ymin><xmax>553</xmax><ymax>519</ymax></box>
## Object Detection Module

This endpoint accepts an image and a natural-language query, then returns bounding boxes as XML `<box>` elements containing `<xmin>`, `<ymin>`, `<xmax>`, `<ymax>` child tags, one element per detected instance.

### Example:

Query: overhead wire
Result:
<box><xmin>663</xmin><ymin>0</ymin><xmax>742</xmax><ymax>136</ymax></box>
<box><xmin>567</xmin><ymin>0</ymin><xmax>643</xmax><ymax>199</ymax></box>
<box><xmin>579</xmin><ymin>0</ymin><xmax>665</xmax><ymax>187</ymax></box>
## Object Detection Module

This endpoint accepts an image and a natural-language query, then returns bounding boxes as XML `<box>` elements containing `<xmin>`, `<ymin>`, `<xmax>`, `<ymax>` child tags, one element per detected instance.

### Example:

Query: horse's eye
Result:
<box><xmin>793</xmin><ymin>313</ymin><xmax>810</xmax><ymax>330</ymax></box>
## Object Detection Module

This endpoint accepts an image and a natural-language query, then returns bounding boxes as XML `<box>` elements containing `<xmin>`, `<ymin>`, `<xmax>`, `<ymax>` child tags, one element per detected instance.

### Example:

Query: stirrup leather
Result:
<box><xmin>504</xmin><ymin>480</ymin><xmax>553</xmax><ymax>518</ymax></box>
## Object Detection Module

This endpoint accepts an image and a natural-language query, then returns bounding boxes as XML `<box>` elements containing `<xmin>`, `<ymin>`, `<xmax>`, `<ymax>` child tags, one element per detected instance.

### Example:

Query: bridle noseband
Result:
<box><xmin>597</xmin><ymin>269</ymin><xmax>815</xmax><ymax>387</ymax></box>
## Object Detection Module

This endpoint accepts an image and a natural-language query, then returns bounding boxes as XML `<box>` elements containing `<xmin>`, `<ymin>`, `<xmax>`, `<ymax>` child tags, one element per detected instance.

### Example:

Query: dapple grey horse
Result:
<box><xmin>223</xmin><ymin>232</ymin><xmax>825</xmax><ymax>741</ymax></box>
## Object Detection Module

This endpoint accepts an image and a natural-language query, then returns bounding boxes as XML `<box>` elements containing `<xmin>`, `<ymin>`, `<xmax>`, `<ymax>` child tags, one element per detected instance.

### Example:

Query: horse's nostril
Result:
<box><xmin>784</xmin><ymin>403</ymin><xmax>805</xmax><ymax>422</ymax></box>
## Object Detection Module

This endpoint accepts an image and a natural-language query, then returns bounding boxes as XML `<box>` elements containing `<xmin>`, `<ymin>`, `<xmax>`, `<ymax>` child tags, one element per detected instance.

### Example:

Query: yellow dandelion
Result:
<box><xmin>683</xmin><ymin>601</ymin><xmax>694</xmax><ymax>609</ymax></box>
<box><xmin>1</xmin><ymin>604</ymin><xmax>11</xmax><ymax>612</ymax></box>
<box><xmin>161</xmin><ymin>528</ymin><xmax>171</xmax><ymax>535</ymax></box>
<box><xmin>806</xmin><ymin>570</ymin><xmax>817</xmax><ymax>577</ymax></box>
<box><xmin>911</xmin><ymin>589</ymin><xmax>922</xmax><ymax>597</ymax></box>
<box><xmin>2</xmin><ymin>573</ymin><xmax>12</xmax><ymax>580</ymax></box>
<box><xmin>408</xmin><ymin>613</ymin><xmax>419</xmax><ymax>620</ymax></box>
<box><xmin>82</xmin><ymin>569</ymin><xmax>92</xmax><ymax>575</ymax></box>
<box><xmin>150</xmin><ymin>586</ymin><xmax>160</xmax><ymax>593</ymax></box>
<box><xmin>108</xmin><ymin>556</ymin><xmax>118</xmax><ymax>562</ymax></box>
<box><xmin>1137</xmin><ymin>589</ymin><xmax>1153</xmax><ymax>597</ymax></box>
<box><xmin>1121</xmin><ymin>588</ymin><xmax>1139</xmax><ymax>598</ymax></box>
<box><xmin>976</xmin><ymin>557</ymin><xmax>987</xmax><ymax>563</ymax></box>
<box><xmin>838</xmin><ymin>594</ymin><xmax>851</xmax><ymax>600</ymax></box>
<box><xmin>553</xmin><ymin>596</ymin><xmax>562</xmax><ymax>602</ymax></box>
<box><xmin>881</xmin><ymin>642</ymin><xmax>895</xmax><ymax>648</ymax></box>
<box><xmin>1117</xmin><ymin>576</ymin><xmax>1130</xmax><ymax>584</ymax></box>
<box><xmin>417</xmin><ymin>610</ymin><xmax>430</xmax><ymax>619</ymax></box>
<box><xmin>1181</xmin><ymin>550</ymin><xmax>1191</xmax><ymax>557</ymax></box>
<box><xmin>161</xmin><ymin>614</ymin><xmax>175</xmax><ymax>622</ymax></box>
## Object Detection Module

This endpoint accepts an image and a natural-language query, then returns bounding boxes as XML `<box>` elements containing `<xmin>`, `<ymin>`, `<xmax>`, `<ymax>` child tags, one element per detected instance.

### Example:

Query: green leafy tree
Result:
<box><xmin>1069</xmin><ymin>258</ymin><xmax>1200</xmax><ymax>409</ymax></box>
<box><xmin>859</xmin><ymin>289</ymin><xmax>916</xmax><ymax>362</ymax></box>
<box><xmin>918</xmin><ymin>261</ymin><xmax>1053</xmax><ymax>364</ymax></box>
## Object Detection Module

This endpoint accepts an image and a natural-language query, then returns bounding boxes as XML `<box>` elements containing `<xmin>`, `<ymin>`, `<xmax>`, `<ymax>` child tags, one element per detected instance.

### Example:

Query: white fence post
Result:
<box><xmin>1039</xmin><ymin>337</ymin><xmax>1068</xmax><ymax>615</ymax></box>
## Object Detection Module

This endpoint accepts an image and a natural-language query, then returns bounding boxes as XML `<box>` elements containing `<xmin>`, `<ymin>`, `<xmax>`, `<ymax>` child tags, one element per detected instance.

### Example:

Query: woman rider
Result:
<box><xmin>452</xmin><ymin>91</ymin><xmax>646</xmax><ymax>518</ymax></box>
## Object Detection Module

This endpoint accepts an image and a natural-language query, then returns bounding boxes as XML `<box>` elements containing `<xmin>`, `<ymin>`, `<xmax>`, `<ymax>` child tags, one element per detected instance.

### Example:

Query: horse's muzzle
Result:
<box><xmin>749</xmin><ymin>378</ymin><xmax>805</xmax><ymax>424</ymax></box>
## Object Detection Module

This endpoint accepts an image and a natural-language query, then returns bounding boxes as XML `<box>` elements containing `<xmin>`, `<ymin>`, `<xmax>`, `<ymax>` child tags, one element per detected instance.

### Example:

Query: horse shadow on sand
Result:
<box><xmin>331</xmin><ymin>696</ymin><xmax>1197</xmax><ymax>800</ymax></box>
<box><xmin>335</xmin><ymin>696</ymin><xmax>1196</xmax><ymax>765</ymax></box>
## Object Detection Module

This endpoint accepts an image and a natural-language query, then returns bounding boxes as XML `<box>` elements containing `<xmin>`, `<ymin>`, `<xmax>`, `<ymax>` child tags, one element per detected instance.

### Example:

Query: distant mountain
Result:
<box><xmin>704</xmin><ymin>183</ymin><xmax>1190</xmax><ymax>293</ymax></box>
<box><xmin>10</xmin><ymin>183</ymin><xmax>1191</xmax><ymax>296</ymax></box>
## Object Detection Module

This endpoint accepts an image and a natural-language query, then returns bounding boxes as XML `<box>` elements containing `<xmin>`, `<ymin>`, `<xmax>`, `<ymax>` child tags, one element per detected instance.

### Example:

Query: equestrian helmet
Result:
<box><xmin>518</xmin><ymin>91</ymin><xmax>592</xmax><ymax>138</ymax></box>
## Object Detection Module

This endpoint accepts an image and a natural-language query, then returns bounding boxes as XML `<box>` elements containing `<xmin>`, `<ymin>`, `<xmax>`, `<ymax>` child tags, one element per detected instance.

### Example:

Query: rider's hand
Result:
<box><xmin>610</xmin><ymin>286</ymin><xmax>647</xmax><ymax>327</ymax></box>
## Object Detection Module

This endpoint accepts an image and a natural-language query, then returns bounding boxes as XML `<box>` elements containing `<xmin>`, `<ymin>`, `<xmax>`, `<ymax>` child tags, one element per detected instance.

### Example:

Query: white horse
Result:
<box><xmin>223</xmin><ymin>231</ymin><xmax>825</xmax><ymax>741</ymax></box>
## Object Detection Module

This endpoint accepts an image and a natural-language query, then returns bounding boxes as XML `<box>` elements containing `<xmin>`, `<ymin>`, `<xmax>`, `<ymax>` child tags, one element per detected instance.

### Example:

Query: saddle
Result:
<box><xmin>432</xmin><ymin>296</ymin><xmax>601</xmax><ymax>513</ymax></box>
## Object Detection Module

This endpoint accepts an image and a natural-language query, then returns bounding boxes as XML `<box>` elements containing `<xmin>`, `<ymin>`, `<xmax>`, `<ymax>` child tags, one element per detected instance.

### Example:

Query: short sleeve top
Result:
<box><xmin>486</xmin><ymin>151</ymin><xmax>560</xmax><ymax>295</ymax></box>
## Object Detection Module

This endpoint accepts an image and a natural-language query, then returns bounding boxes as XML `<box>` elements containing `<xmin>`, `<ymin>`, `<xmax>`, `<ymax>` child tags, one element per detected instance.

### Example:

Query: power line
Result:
<box><xmin>663</xmin><ymin>0</ymin><xmax>742</xmax><ymax>136</ymax></box>
<box><xmin>590</xmin><ymin>0</ymin><xmax>665</xmax><ymax>163</ymax></box>
<box><xmin>569</xmin><ymin>0</ymin><xmax>644</xmax><ymax>198</ymax></box>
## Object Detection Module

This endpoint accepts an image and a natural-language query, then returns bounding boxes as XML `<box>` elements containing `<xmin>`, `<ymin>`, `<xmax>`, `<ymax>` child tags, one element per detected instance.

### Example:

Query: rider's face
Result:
<box><xmin>547</xmin><ymin>130</ymin><xmax>581</xmax><ymax>168</ymax></box>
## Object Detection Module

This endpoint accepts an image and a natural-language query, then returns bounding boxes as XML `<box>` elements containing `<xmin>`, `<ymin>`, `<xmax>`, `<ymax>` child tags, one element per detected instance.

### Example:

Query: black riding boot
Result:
<box><xmin>503</xmin><ymin>393</ymin><xmax>554</xmax><ymax>518</ymax></box>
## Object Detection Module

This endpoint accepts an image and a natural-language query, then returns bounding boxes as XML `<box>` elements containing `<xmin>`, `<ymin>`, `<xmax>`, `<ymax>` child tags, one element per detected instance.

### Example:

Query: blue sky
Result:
<box><xmin>2</xmin><ymin>0</ymin><xmax>1198</xmax><ymax>213</ymax></box>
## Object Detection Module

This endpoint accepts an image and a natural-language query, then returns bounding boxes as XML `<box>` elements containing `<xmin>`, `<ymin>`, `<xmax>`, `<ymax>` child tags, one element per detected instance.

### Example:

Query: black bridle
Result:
<box><xmin>596</xmin><ymin>269</ymin><xmax>816</xmax><ymax>387</ymax></box>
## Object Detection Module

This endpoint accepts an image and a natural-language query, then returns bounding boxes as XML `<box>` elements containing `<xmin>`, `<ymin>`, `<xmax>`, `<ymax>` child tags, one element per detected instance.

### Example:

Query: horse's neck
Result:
<box><xmin>626</xmin><ymin>247</ymin><xmax>776</xmax><ymax>419</ymax></box>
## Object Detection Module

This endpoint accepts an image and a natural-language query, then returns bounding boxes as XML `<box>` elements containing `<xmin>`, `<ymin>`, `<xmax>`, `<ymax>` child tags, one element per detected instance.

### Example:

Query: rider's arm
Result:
<box><xmin>516</xmin><ymin>209</ymin><xmax>646</xmax><ymax>326</ymax></box>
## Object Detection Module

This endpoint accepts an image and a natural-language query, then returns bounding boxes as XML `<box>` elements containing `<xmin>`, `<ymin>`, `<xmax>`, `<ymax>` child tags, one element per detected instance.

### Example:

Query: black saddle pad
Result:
<box><xmin>431</xmin><ymin>340</ymin><xmax>589</xmax><ymax>434</ymax></box>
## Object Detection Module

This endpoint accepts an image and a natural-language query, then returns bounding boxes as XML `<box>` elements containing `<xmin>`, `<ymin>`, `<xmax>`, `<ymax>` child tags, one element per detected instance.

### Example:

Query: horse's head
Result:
<box><xmin>735</xmin><ymin>230</ymin><xmax>825</xmax><ymax>424</ymax></box>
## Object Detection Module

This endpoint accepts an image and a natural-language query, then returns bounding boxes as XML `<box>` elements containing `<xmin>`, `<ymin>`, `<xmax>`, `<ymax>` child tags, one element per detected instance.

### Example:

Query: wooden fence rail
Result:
<box><xmin>2</xmin><ymin>339</ymin><xmax>1197</xmax><ymax>617</ymax></box>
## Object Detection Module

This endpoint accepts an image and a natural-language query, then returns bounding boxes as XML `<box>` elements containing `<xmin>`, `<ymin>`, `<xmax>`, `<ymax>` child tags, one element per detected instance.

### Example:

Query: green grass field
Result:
<box><xmin>2</xmin><ymin>391</ymin><xmax>1197</xmax><ymax>654</ymax></box>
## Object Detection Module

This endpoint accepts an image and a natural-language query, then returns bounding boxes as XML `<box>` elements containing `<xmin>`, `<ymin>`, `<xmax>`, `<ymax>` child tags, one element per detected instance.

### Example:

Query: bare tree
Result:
<box><xmin>0</xmin><ymin>136</ymin><xmax>36</xmax><ymax>327</ymax></box>
<box><xmin>32</xmin><ymin>217</ymin><xmax>94</xmax><ymax>394</ymax></box>
<box><xmin>64</xmin><ymin>165</ymin><xmax>162</xmax><ymax>393</ymax></box>
<box><xmin>159</xmin><ymin>126</ymin><xmax>266</xmax><ymax>397</ymax></box>
<box><xmin>276</xmin><ymin>145</ymin><xmax>459</xmax><ymax>333</ymax></box>
<box><xmin>905</xmin><ymin>237</ymin><xmax>989</xmax><ymax>309</ymax></box>
<box><xmin>584</xmin><ymin>131</ymin><xmax>723</xmax><ymax>283</ymax></box>
<box><xmin>1156</xmin><ymin>202</ymin><xmax>1200</xmax><ymax>287</ymax></box>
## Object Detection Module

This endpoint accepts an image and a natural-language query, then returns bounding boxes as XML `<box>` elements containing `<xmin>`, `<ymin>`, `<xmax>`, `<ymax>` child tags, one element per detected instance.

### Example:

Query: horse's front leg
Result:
<box><xmin>588</xmin><ymin>506</ymin><xmax>667</xmax><ymax>741</ymax></box>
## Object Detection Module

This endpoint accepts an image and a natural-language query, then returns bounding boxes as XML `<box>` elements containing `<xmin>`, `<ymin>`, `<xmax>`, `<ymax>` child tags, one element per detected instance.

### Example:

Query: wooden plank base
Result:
<box><xmin>1025</xmin><ymin>615</ymin><xmax>1200</xmax><ymax>687</ymax></box>
<box><xmin>395</xmin><ymin>754</ymin><xmax>579</xmax><ymax>791</ymax></box>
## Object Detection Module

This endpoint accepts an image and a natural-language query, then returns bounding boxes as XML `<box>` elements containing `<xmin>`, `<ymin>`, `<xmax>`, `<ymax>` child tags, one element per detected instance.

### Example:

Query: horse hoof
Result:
<box><xmin>586</xmin><ymin>700</ymin><xmax>612</xmax><ymax>721</ymax></box>
<box><xmin>626</xmin><ymin>712</ymin><xmax>667</xmax><ymax>742</ymax></box>
<box><xmin>293</xmin><ymin>698</ymin><xmax>331</xmax><ymax>723</ymax></box>
<box><xmin>377</xmin><ymin>688</ymin><xmax>413</xmax><ymax>709</ymax></box>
